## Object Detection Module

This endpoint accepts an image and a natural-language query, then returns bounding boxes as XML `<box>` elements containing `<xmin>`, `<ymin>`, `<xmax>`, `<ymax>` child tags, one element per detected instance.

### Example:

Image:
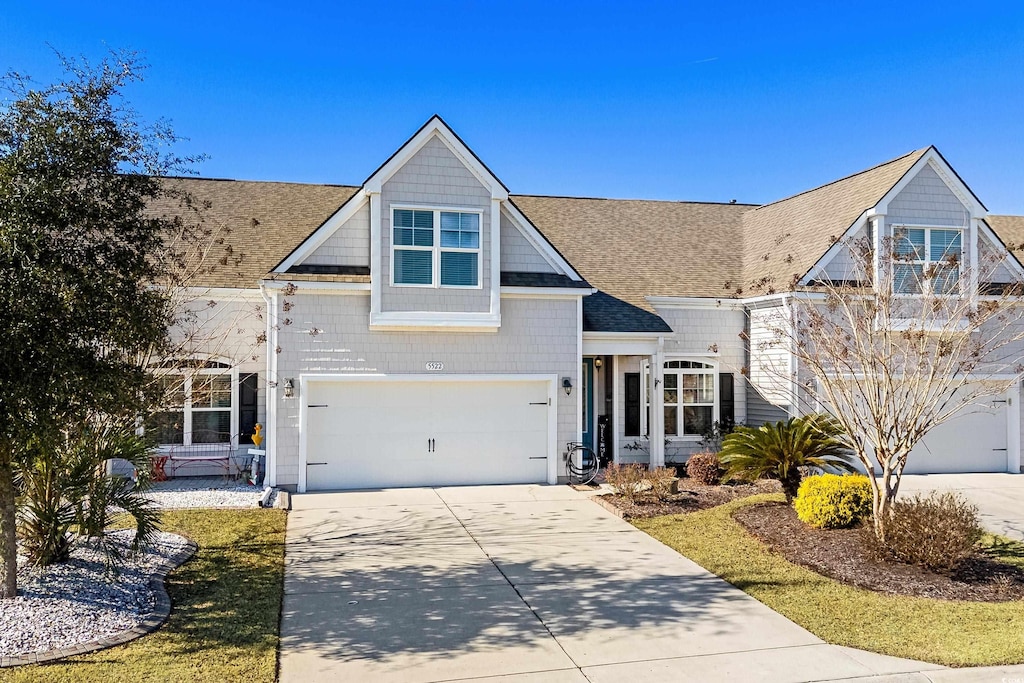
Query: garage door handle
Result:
<box><xmin>307</xmin><ymin>462</ymin><xmax>327</xmax><ymax>466</ymax></box>
<box><xmin>530</xmin><ymin>401</ymin><xmax>550</xmax><ymax>406</ymax></box>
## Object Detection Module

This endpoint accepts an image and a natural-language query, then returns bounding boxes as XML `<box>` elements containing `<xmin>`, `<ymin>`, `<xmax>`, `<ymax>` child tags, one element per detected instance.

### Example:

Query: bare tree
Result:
<box><xmin>744</xmin><ymin>226</ymin><xmax>1024</xmax><ymax>540</ymax></box>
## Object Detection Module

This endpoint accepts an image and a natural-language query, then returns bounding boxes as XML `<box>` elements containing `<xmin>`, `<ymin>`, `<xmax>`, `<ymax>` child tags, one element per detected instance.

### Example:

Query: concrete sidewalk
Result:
<box><xmin>279</xmin><ymin>484</ymin><xmax>1024</xmax><ymax>683</ymax></box>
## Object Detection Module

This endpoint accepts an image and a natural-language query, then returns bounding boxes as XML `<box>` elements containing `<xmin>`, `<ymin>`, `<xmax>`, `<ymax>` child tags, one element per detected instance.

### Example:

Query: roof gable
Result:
<box><xmin>741</xmin><ymin>148</ymin><xmax>928</xmax><ymax>294</ymax></box>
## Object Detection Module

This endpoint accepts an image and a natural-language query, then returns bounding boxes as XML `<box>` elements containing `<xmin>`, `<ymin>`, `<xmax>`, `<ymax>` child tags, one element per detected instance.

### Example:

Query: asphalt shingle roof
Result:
<box><xmin>147</xmin><ymin>149</ymin><xmax>1024</xmax><ymax>333</ymax></box>
<box><xmin>740</xmin><ymin>148</ymin><xmax>929</xmax><ymax>294</ymax></box>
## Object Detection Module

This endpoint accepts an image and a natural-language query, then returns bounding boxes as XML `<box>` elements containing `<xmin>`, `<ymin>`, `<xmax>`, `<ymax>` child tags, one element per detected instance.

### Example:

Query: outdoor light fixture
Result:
<box><xmin>562</xmin><ymin>377</ymin><xmax>573</xmax><ymax>395</ymax></box>
<box><xmin>283</xmin><ymin>378</ymin><xmax>295</xmax><ymax>399</ymax></box>
<box><xmin>594</xmin><ymin>358</ymin><xmax>603</xmax><ymax>369</ymax></box>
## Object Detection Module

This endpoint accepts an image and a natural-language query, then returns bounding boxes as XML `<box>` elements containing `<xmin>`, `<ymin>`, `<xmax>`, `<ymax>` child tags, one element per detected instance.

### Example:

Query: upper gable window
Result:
<box><xmin>392</xmin><ymin>208</ymin><xmax>481</xmax><ymax>288</ymax></box>
<box><xmin>893</xmin><ymin>227</ymin><xmax>962</xmax><ymax>295</ymax></box>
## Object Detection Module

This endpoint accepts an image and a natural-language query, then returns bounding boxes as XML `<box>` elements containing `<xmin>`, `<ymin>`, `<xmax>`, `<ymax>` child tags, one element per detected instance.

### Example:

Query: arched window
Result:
<box><xmin>662</xmin><ymin>360</ymin><xmax>716</xmax><ymax>437</ymax></box>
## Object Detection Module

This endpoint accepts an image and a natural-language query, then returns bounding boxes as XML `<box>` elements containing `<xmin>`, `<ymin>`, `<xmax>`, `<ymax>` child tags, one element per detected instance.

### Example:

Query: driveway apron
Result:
<box><xmin>280</xmin><ymin>485</ymin><xmax>945</xmax><ymax>683</ymax></box>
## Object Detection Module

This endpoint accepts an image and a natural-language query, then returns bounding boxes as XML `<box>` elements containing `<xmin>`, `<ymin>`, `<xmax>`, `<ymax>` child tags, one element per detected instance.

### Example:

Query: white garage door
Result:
<box><xmin>302</xmin><ymin>377</ymin><xmax>553</xmax><ymax>491</ymax></box>
<box><xmin>902</xmin><ymin>393</ymin><xmax>1009</xmax><ymax>474</ymax></box>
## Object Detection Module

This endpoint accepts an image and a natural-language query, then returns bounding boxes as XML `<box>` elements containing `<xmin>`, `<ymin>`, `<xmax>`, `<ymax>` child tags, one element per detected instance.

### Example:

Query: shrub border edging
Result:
<box><xmin>0</xmin><ymin>537</ymin><xmax>198</xmax><ymax>668</ymax></box>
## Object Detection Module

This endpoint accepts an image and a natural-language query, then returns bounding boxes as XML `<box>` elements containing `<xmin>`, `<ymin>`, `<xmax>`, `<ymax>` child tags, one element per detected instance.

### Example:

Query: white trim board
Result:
<box><xmin>296</xmin><ymin>373</ymin><xmax>560</xmax><ymax>492</ymax></box>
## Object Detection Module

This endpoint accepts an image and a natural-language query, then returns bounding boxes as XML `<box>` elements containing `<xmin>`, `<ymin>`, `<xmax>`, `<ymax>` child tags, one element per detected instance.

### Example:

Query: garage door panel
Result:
<box><xmin>304</xmin><ymin>378</ymin><xmax>552</xmax><ymax>490</ymax></box>
<box><xmin>904</xmin><ymin>396</ymin><xmax>1007</xmax><ymax>474</ymax></box>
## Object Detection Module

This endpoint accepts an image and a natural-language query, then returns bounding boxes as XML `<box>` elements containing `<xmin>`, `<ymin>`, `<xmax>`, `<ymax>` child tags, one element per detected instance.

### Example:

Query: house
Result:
<box><xmin>153</xmin><ymin>116</ymin><xmax>1024</xmax><ymax>491</ymax></box>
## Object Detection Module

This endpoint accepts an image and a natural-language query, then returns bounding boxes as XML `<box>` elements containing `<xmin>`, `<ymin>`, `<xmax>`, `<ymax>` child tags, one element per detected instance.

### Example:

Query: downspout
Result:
<box><xmin>259</xmin><ymin>283</ymin><xmax>278</xmax><ymax>488</ymax></box>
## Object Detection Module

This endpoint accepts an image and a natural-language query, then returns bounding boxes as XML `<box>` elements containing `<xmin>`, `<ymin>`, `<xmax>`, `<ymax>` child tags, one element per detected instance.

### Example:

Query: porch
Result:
<box><xmin>579</xmin><ymin>346</ymin><xmax>739</xmax><ymax>469</ymax></box>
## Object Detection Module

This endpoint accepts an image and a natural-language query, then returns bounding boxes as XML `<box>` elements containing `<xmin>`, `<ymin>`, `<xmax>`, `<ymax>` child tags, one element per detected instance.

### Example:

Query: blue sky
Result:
<box><xmin>2</xmin><ymin>1</ymin><xmax>1024</xmax><ymax>212</ymax></box>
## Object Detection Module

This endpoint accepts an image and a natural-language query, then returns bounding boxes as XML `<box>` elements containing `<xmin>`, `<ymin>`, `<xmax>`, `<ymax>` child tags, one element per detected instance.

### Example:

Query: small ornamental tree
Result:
<box><xmin>0</xmin><ymin>51</ymin><xmax>242</xmax><ymax>597</ymax></box>
<box><xmin>744</xmin><ymin>227</ymin><xmax>1024</xmax><ymax>541</ymax></box>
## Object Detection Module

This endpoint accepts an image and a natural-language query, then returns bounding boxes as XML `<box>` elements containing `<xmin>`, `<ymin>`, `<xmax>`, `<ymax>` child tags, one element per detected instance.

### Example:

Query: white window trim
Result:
<box><xmin>390</xmin><ymin>205</ymin><xmax>484</xmax><ymax>290</ymax></box>
<box><xmin>152</xmin><ymin>367</ymin><xmax>240</xmax><ymax>449</ymax></box>
<box><xmin>891</xmin><ymin>224</ymin><xmax>965</xmax><ymax>297</ymax></box>
<box><xmin>641</xmin><ymin>358</ymin><xmax>720</xmax><ymax>441</ymax></box>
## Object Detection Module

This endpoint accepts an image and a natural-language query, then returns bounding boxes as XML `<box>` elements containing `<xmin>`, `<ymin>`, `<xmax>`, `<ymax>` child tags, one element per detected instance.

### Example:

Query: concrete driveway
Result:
<box><xmin>898</xmin><ymin>473</ymin><xmax>1024</xmax><ymax>541</ymax></box>
<box><xmin>278</xmin><ymin>484</ymin><xmax>978</xmax><ymax>683</ymax></box>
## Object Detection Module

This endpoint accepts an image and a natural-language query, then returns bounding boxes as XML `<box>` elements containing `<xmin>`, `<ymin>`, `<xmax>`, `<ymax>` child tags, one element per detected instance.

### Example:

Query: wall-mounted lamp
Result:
<box><xmin>283</xmin><ymin>378</ymin><xmax>295</xmax><ymax>399</ymax></box>
<box><xmin>562</xmin><ymin>377</ymin><xmax>573</xmax><ymax>396</ymax></box>
<box><xmin>594</xmin><ymin>357</ymin><xmax>603</xmax><ymax>369</ymax></box>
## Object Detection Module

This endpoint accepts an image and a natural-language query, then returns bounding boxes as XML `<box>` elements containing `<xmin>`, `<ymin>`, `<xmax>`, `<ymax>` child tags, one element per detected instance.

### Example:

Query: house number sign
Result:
<box><xmin>425</xmin><ymin>361</ymin><xmax>444</xmax><ymax>371</ymax></box>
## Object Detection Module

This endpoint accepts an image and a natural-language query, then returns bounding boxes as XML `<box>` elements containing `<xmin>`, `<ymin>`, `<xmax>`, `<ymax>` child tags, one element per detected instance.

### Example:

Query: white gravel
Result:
<box><xmin>143</xmin><ymin>477</ymin><xmax>277</xmax><ymax>509</ymax></box>
<box><xmin>1</xmin><ymin>531</ymin><xmax>189</xmax><ymax>658</ymax></box>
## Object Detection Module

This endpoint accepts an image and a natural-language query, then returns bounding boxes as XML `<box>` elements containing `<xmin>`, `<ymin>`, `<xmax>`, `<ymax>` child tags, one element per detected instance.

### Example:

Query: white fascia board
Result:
<box><xmin>364</xmin><ymin>118</ymin><xmax>508</xmax><ymax>201</ymax></box>
<box><xmin>369</xmin><ymin>310</ymin><xmax>501</xmax><ymax>332</ymax></box>
<box><xmin>646</xmin><ymin>296</ymin><xmax>744</xmax><ymax>310</ymax></box>
<box><xmin>799</xmin><ymin>210</ymin><xmax>871</xmax><ymax>285</ymax></box>
<box><xmin>501</xmin><ymin>286</ymin><xmax>596</xmax><ymax>299</ymax></box>
<box><xmin>260</xmin><ymin>280</ymin><xmax>371</xmax><ymax>294</ymax></box>
<box><xmin>274</xmin><ymin>192</ymin><xmax>369</xmax><ymax>273</ymax></box>
<box><xmin>583</xmin><ymin>333</ymin><xmax>661</xmax><ymax>356</ymax></box>
<box><xmin>875</xmin><ymin>149</ymin><xmax>985</xmax><ymax>217</ymax></box>
<box><xmin>500</xmin><ymin>203</ymin><xmax>582</xmax><ymax>280</ymax></box>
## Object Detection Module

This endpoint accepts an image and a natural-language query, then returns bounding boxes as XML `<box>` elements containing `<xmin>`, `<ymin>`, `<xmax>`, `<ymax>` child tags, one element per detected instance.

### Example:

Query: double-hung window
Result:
<box><xmin>662</xmin><ymin>361</ymin><xmax>716</xmax><ymax>437</ymax></box>
<box><xmin>148</xmin><ymin>370</ymin><xmax>234</xmax><ymax>445</ymax></box>
<box><xmin>392</xmin><ymin>208</ymin><xmax>481</xmax><ymax>287</ymax></box>
<box><xmin>893</xmin><ymin>227</ymin><xmax>962</xmax><ymax>295</ymax></box>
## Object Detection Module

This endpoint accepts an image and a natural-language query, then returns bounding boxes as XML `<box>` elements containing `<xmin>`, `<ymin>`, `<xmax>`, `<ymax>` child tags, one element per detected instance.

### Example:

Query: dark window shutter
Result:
<box><xmin>624</xmin><ymin>372</ymin><xmax>641</xmax><ymax>437</ymax></box>
<box><xmin>718</xmin><ymin>372</ymin><xmax>735</xmax><ymax>430</ymax></box>
<box><xmin>239</xmin><ymin>373</ymin><xmax>259</xmax><ymax>444</ymax></box>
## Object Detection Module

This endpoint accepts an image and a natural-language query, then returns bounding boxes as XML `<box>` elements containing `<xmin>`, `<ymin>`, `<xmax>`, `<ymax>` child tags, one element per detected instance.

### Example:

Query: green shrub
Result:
<box><xmin>719</xmin><ymin>414</ymin><xmax>856</xmax><ymax>501</ymax></box>
<box><xmin>794</xmin><ymin>474</ymin><xmax>872</xmax><ymax>529</ymax></box>
<box><xmin>686</xmin><ymin>451</ymin><xmax>721</xmax><ymax>486</ymax></box>
<box><xmin>604</xmin><ymin>463</ymin><xmax>646</xmax><ymax>503</ymax></box>
<box><xmin>867</xmin><ymin>492</ymin><xmax>983</xmax><ymax>572</ymax></box>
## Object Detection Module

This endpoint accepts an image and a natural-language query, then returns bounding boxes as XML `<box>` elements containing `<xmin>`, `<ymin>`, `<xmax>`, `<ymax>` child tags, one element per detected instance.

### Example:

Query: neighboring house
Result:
<box><xmin>151</xmin><ymin>116</ymin><xmax>1024</xmax><ymax>491</ymax></box>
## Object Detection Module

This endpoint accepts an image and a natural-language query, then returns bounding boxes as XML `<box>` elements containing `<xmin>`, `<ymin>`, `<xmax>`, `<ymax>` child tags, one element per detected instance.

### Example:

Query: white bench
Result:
<box><xmin>167</xmin><ymin>432</ymin><xmax>235</xmax><ymax>478</ymax></box>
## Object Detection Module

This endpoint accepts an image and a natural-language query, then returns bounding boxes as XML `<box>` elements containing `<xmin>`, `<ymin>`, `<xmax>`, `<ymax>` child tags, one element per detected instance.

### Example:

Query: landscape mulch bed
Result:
<box><xmin>596</xmin><ymin>479</ymin><xmax>781</xmax><ymax>519</ymax></box>
<box><xmin>735</xmin><ymin>502</ymin><xmax>1024</xmax><ymax>602</ymax></box>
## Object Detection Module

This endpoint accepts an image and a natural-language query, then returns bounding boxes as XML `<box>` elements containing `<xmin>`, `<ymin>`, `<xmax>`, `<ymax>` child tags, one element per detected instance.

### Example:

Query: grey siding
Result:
<box><xmin>272</xmin><ymin>293</ymin><xmax>580</xmax><ymax>487</ymax></box>
<box><xmin>821</xmin><ymin>225</ymin><xmax>868</xmax><ymax>281</ymax></box>
<box><xmin>888</xmin><ymin>164</ymin><xmax>969</xmax><ymax>228</ymax></box>
<box><xmin>745</xmin><ymin>387</ymin><xmax>790</xmax><ymax>425</ymax></box>
<box><xmin>380</xmin><ymin>135</ymin><xmax>491</xmax><ymax>313</ymax></box>
<box><xmin>301</xmin><ymin>201</ymin><xmax>370</xmax><ymax>267</ymax></box>
<box><xmin>165</xmin><ymin>294</ymin><xmax>267</xmax><ymax>476</ymax></box>
<box><xmin>500</xmin><ymin>211</ymin><xmax>557</xmax><ymax>274</ymax></box>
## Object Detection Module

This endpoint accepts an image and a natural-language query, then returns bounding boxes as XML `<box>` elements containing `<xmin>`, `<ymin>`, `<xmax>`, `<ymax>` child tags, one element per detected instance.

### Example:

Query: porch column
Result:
<box><xmin>648</xmin><ymin>342</ymin><xmax>666</xmax><ymax>468</ymax></box>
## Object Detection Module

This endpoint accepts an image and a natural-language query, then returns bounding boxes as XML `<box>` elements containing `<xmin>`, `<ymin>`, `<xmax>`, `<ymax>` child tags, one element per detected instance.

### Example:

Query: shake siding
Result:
<box><xmin>821</xmin><ymin>225</ymin><xmax>868</xmax><ymax>281</ymax></box>
<box><xmin>272</xmin><ymin>294</ymin><xmax>580</xmax><ymax>487</ymax></box>
<box><xmin>167</xmin><ymin>295</ymin><xmax>267</xmax><ymax>475</ymax></box>
<box><xmin>500</xmin><ymin>212</ymin><xmax>557</xmax><ymax>273</ymax></box>
<box><xmin>888</xmin><ymin>164</ymin><xmax>969</xmax><ymax>228</ymax></box>
<box><xmin>301</xmin><ymin>202</ymin><xmax>370</xmax><ymax>267</ymax></box>
<box><xmin>380</xmin><ymin>136</ymin><xmax>491</xmax><ymax>313</ymax></box>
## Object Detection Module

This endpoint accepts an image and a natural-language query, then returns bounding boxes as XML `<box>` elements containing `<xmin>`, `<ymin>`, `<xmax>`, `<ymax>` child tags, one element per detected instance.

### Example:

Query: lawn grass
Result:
<box><xmin>635</xmin><ymin>493</ymin><xmax>1024</xmax><ymax>667</ymax></box>
<box><xmin>0</xmin><ymin>508</ymin><xmax>286</xmax><ymax>683</ymax></box>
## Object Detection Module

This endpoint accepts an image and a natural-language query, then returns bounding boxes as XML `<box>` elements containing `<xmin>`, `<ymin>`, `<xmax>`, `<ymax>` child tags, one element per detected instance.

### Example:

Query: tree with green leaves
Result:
<box><xmin>0</xmin><ymin>51</ymin><xmax>206</xmax><ymax>598</ymax></box>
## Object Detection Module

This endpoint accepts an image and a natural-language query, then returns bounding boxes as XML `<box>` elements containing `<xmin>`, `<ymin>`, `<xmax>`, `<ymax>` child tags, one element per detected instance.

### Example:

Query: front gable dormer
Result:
<box><xmin>805</xmin><ymin>147</ymin><xmax>1024</xmax><ymax>297</ymax></box>
<box><xmin>272</xmin><ymin>116</ymin><xmax>582</xmax><ymax>331</ymax></box>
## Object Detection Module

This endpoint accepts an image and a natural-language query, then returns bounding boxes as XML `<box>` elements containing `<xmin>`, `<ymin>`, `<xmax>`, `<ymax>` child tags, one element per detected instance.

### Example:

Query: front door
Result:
<box><xmin>581</xmin><ymin>358</ymin><xmax>595</xmax><ymax>451</ymax></box>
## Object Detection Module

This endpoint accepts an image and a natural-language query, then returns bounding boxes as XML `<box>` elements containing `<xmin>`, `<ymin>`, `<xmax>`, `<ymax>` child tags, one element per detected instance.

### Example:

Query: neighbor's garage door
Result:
<box><xmin>303</xmin><ymin>378</ymin><xmax>552</xmax><ymax>490</ymax></box>
<box><xmin>902</xmin><ymin>391</ymin><xmax>1008</xmax><ymax>474</ymax></box>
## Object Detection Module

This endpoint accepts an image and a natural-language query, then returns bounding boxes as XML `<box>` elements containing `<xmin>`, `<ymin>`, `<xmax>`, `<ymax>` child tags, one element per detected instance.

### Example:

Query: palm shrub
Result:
<box><xmin>16</xmin><ymin>419</ymin><xmax>160</xmax><ymax>567</ymax></box>
<box><xmin>719</xmin><ymin>414</ymin><xmax>857</xmax><ymax>502</ymax></box>
<box><xmin>794</xmin><ymin>473</ymin><xmax>873</xmax><ymax>528</ymax></box>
